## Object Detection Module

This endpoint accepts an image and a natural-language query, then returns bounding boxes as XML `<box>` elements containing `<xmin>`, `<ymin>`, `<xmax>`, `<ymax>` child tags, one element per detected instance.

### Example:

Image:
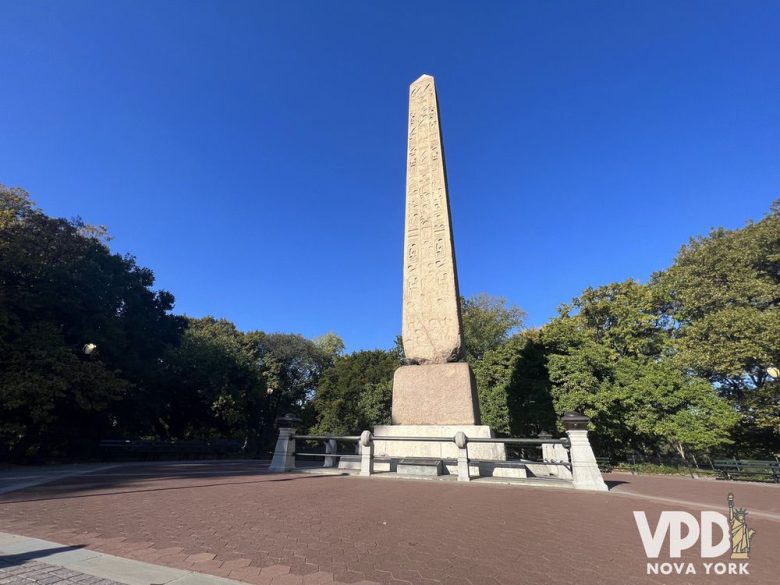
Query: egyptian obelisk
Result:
<box><xmin>392</xmin><ymin>74</ymin><xmax>481</xmax><ymax>425</ymax></box>
<box><xmin>369</xmin><ymin>75</ymin><xmax>507</xmax><ymax>473</ymax></box>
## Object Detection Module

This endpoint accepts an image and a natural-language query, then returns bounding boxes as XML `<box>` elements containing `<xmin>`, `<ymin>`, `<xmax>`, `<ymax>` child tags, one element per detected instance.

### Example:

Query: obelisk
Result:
<box><xmin>391</xmin><ymin>74</ymin><xmax>481</xmax><ymax>426</ymax></box>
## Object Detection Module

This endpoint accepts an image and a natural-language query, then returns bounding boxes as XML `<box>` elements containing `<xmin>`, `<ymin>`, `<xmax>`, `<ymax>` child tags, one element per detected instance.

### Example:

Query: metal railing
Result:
<box><xmin>269</xmin><ymin>411</ymin><xmax>609</xmax><ymax>491</ymax></box>
<box><xmin>290</xmin><ymin>432</ymin><xmax>572</xmax><ymax>474</ymax></box>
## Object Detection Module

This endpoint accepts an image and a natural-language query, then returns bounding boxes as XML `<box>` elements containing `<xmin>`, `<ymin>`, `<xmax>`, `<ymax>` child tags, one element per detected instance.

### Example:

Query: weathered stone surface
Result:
<box><xmin>566</xmin><ymin>429</ymin><xmax>609</xmax><ymax>491</ymax></box>
<box><xmin>396</xmin><ymin>458</ymin><xmax>443</xmax><ymax>476</ymax></box>
<box><xmin>402</xmin><ymin>74</ymin><xmax>464</xmax><ymax>364</ymax></box>
<box><xmin>391</xmin><ymin>362</ymin><xmax>480</xmax><ymax>425</ymax></box>
<box><xmin>373</xmin><ymin>424</ymin><xmax>507</xmax><ymax>476</ymax></box>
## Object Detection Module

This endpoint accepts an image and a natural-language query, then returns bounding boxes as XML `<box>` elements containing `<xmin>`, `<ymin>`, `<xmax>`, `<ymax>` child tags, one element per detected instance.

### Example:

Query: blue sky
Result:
<box><xmin>1</xmin><ymin>1</ymin><xmax>779</xmax><ymax>351</ymax></box>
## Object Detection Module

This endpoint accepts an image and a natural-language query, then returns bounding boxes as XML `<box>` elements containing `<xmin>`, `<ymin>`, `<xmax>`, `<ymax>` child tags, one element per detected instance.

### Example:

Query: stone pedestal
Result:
<box><xmin>392</xmin><ymin>363</ymin><xmax>480</xmax><ymax>425</ymax></box>
<box><xmin>562</xmin><ymin>411</ymin><xmax>608</xmax><ymax>491</ymax></box>
<box><xmin>269</xmin><ymin>414</ymin><xmax>301</xmax><ymax>473</ymax></box>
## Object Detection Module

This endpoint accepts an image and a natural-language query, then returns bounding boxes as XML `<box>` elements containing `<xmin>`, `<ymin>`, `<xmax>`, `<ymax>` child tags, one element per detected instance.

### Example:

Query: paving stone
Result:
<box><xmin>0</xmin><ymin>561</ymin><xmax>123</xmax><ymax>585</ymax></box>
<box><xmin>1</xmin><ymin>463</ymin><xmax>778</xmax><ymax>585</ymax></box>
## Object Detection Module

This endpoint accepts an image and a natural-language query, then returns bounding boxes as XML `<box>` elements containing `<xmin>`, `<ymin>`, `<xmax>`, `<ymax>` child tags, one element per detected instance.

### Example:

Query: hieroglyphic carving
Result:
<box><xmin>402</xmin><ymin>74</ymin><xmax>464</xmax><ymax>364</ymax></box>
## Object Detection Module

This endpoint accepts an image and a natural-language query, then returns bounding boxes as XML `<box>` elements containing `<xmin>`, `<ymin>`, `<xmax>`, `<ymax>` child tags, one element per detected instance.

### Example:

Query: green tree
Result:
<box><xmin>161</xmin><ymin>317</ymin><xmax>267</xmax><ymax>450</ymax></box>
<box><xmin>313</xmin><ymin>332</ymin><xmax>346</xmax><ymax>360</ymax></box>
<box><xmin>312</xmin><ymin>349</ymin><xmax>400</xmax><ymax>434</ymax></box>
<box><xmin>542</xmin><ymin>280</ymin><xmax>737</xmax><ymax>456</ymax></box>
<box><xmin>473</xmin><ymin>330</ymin><xmax>557</xmax><ymax>436</ymax></box>
<box><xmin>0</xmin><ymin>186</ymin><xmax>182</xmax><ymax>459</ymax></box>
<box><xmin>250</xmin><ymin>332</ymin><xmax>333</xmax><ymax>440</ymax></box>
<box><xmin>461</xmin><ymin>293</ymin><xmax>526</xmax><ymax>362</ymax></box>
<box><xmin>653</xmin><ymin>201</ymin><xmax>780</xmax><ymax>451</ymax></box>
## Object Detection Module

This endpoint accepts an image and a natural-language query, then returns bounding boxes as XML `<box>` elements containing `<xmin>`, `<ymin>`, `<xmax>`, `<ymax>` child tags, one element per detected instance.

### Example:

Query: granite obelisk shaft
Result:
<box><xmin>402</xmin><ymin>74</ymin><xmax>464</xmax><ymax>365</ymax></box>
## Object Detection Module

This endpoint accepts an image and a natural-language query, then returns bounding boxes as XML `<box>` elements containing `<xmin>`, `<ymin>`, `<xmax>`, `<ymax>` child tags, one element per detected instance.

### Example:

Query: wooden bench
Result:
<box><xmin>595</xmin><ymin>457</ymin><xmax>613</xmax><ymax>473</ymax></box>
<box><xmin>712</xmin><ymin>459</ymin><xmax>780</xmax><ymax>482</ymax></box>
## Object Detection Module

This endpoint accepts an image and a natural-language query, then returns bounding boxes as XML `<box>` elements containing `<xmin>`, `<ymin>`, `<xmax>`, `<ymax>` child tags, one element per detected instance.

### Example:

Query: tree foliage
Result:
<box><xmin>542</xmin><ymin>280</ymin><xmax>739</xmax><ymax>456</ymax></box>
<box><xmin>159</xmin><ymin>317</ymin><xmax>266</xmax><ymax>449</ymax></box>
<box><xmin>3</xmin><ymin>183</ymin><xmax>777</xmax><ymax>462</ymax></box>
<box><xmin>461</xmin><ymin>293</ymin><xmax>526</xmax><ymax>362</ymax></box>
<box><xmin>653</xmin><ymin>201</ymin><xmax>780</xmax><ymax>449</ymax></box>
<box><xmin>0</xmin><ymin>185</ymin><xmax>340</xmax><ymax>460</ymax></box>
<box><xmin>251</xmin><ymin>332</ymin><xmax>336</xmax><ymax>439</ymax></box>
<box><xmin>0</xmin><ymin>186</ymin><xmax>182</xmax><ymax>459</ymax></box>
<box><xmin>472</xmin><ymin>331</ymin><xmax>556</xmax><ymax>436</ymax></box>
<box><xmin>311</xmin><ymin>349</ymin><xmax>400</xmax><ymax>434</ymax></box>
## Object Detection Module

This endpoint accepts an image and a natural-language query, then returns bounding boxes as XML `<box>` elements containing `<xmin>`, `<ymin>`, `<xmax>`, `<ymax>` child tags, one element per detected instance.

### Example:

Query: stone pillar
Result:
<box><xmin>562</xmin><ymin>412</ymin><xmax>608</xmax><ymax>491</ymax></box>
<box><xmin>539</xmin><ymin>430</ymin><xmax>572</xmax><ymax>479</ymax></box>
<box><xmin>552</xmin><ymin>443</ymin><xmax>573</xmax><ymax>480</ymax></box>
<box><xmin>538</xmin><ymin>431</ymin><xmax>554</xmax><ymax>462</ymax></box>
<box><xmin>269</xmin><ymin>413</ymin><xmax>301</xmax><ymax>472</ymax></box>
<box><xmin>359</xmin><ymin>431</ymin><xmax>374</xmax><ymax>477</ymax></box>
<box><xmin>323</xmin><ymin>439</ymin><xmax>337</xmax><ymax>468</ymax></box>
<box><xmin>454</xmin><ymin>431</ymin><xmax>470</xmax><ymax>482</ymax></box>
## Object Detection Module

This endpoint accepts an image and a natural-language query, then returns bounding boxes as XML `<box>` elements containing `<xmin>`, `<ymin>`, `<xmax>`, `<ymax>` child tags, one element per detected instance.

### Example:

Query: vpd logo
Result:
<box><xmin>633</xmin><ymin>494</ymin><xmax>756</xmax><ymax>576</ymax></box>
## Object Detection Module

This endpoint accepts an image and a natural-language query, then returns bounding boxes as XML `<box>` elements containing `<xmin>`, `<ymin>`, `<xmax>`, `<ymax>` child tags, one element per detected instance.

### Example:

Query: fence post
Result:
<box><xmin>454</xmin><ymin>431</ymin><xmax>470</xmax><ymax>481</ymax></box>
<box><xmin>359</xmin><ymin>430</ymin><xmax>374</xmax><ymax>476</ymax></box>
<box><xmin>562</xmin><ymin>412</ymin><xmax>608</xmax><ymax>491</ymax></box>
<box><xmin>324</xmin><ymin>438</ymin><xmax>338</xmax><ymax>468</ymax></box>
<box><xmin>269</xmin><ymin>413</ymin><xmax>301</xmax><ymax>472</ymax></box>
<box><xmin>538</xmin><ymin>430</ymin><xmax>571</xmax><ymax>479</ymax></box>
<box><xmin>538</xmin><ymin>430</ymin><xmax>553</xmax><ymax>461</ymax></box>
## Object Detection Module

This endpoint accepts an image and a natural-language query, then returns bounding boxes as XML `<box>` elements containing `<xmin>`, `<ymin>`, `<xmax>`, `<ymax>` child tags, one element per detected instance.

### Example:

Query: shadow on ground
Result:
<box><xmin>0</xmin><ymin>462</ymin><xmax>340</xmax><ymax>505</ymax></box>
<box><xmin>0</xmin><ymin>545</ymin><xmax>86</xmax><ymax>568</ymax></box>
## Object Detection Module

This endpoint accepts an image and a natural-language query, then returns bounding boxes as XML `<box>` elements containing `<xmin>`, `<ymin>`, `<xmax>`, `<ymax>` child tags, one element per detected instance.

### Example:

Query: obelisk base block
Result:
<box><xmin>391</xmin><ymin>363</ymin><xmax>480</xmax><ymax>425</ymax></box>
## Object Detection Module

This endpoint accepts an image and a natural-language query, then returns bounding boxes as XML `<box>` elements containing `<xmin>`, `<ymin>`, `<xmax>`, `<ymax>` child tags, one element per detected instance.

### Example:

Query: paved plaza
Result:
<box><xmin>0</xmin><ymin>461</ymin><xmax>778</xmax><ymax>585</ymax></box>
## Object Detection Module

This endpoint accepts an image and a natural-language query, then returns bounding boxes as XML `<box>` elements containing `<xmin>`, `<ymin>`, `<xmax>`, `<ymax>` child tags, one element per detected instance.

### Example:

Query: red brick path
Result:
<box><xmin>0</xmin><ymin>462</ymin><xmax>777</xmax><ymax>585</ymax></box>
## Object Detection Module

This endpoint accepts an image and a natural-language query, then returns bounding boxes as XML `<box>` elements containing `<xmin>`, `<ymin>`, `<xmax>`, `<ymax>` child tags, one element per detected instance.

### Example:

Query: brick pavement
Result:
<box><xmin>0</xmin><ymin>559</ymin><xmax>121</xmax><ymax>584</ymax></box>
<box><xmin>606</xmin><ymin>471</ymin><xmax>780</xmax><ymax>516</ymax></box>
<box><xmin>0</xmin><ymin>462</ymin><xmax>778</xmax><ymax>585</ymax></box>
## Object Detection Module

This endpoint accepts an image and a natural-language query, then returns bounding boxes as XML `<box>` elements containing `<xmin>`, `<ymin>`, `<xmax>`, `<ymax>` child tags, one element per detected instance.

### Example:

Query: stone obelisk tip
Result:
<box><xmin>412</xmin><ymin>73</ymin><xmax>434</xmax><ymax>84</ymax></box>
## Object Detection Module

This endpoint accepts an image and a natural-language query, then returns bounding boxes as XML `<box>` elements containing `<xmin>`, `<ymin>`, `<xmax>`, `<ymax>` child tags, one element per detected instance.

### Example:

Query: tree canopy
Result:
<box><xmin>0</xmin><ymin>186</ymin><xmax>343</xmax><ymax>460</ymax></box>
<box><xmin>461</xmin><ymin>293</ymin><xmax>526</xmax><ymax>362</ymax></box>
<box><xmin>2</xmin><ymin>183</ymin><xmax>777</xmax><ymax>462</ymax></box>
<box><xmin>0</xmin><ymin>186</ymin><xmax>182</xmax><ymax>459</ymax></box>
<box><xmin>311</xmin><ymin>349</ymin><xmax>400</xmax><ymax>435</ymax></box>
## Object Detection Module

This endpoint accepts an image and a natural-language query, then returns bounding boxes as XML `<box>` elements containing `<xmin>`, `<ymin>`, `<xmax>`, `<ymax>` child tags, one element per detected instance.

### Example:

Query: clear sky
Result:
<box><xmin>1</xmin><ymin>1</ymin><xmax>778</xmax><ymax>351</ymax></box>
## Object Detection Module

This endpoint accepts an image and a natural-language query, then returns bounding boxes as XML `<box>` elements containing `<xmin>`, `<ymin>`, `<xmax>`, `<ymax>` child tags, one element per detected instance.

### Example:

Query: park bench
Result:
<box><xmin>595</xmin><ymin>457</ymin><xmax>613</xmax><ymax>472</ymax></box>
<box><xmin>712</xmin><ymin>459</ymin><xmax>780</xmax><ymax>483</ymax></box>
<box><xmin>99</xmin><ymin>439</ymin><xmax>241</xmax><ymax>461</ymax></box>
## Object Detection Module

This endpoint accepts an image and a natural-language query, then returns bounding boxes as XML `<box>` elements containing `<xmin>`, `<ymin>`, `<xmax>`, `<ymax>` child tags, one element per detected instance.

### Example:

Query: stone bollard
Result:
<box><xmin>538</xmin><ymin>430</ymin><xmax>554</xmax><ymax>463</ymax></box>
<box><xmin>539</xmin><ymin>430</ymin><xmax>572</xmax><ymax>479</ymax></box>
<box><xmin>562</xmin><ymin>412</ymin><xmax>608</xmax><ymax>491</ymax></box>
<box><xmin>552</xmin><ymin>442</ymin><xmax>573</xmax><ymax>480</ymax></box>
<box><xmin>359</xmin><ymin>430</ymin><xmax>374</xmax><ymax>476</ymax></box>
<box><xmin>454</xmin><ymin>431</ymin><xmax>470</xmax><ymax>481</ymax></box>
<box><xmin>269</xmin><ymin>413</ymin><xmax>301</xmax><ymax>472</ymax></box>
<box><xmin>323</xmin><ymin>438</ymin><xmax>338</xmax><ymax>468</ymax></box>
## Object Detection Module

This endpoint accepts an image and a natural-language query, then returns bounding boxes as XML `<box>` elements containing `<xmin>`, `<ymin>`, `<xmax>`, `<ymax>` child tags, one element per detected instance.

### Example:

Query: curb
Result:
<box><xmin>0</xmin><ymin>531</ymin><xmax>247</xmax><ymax>585</ymax></box>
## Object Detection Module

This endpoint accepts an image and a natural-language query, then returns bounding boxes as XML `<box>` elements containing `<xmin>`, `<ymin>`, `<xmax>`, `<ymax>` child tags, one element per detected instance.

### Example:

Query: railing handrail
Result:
<box><xmin>373</xmin><ymin>435</ymin><xmax>569</xmax><ymax>447</ymax></box>
<box><xmin>372</xmin><ymin>436</ymin><xmax>453</xmax><ymax>442</ymax></box>
<box><xmin>291</xmin><ymin>433</ymin><xmax>569</xmax><ymax>447</ymax></box>
<box><xmin>468</xmin><ymin>437</ymin><xmax>569</xmax><ymax>446</ymax></box>
<box><xmin>292</xmin><ymin>434</ymin><xmax>361</xmax><ymax>442</ymax></box>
